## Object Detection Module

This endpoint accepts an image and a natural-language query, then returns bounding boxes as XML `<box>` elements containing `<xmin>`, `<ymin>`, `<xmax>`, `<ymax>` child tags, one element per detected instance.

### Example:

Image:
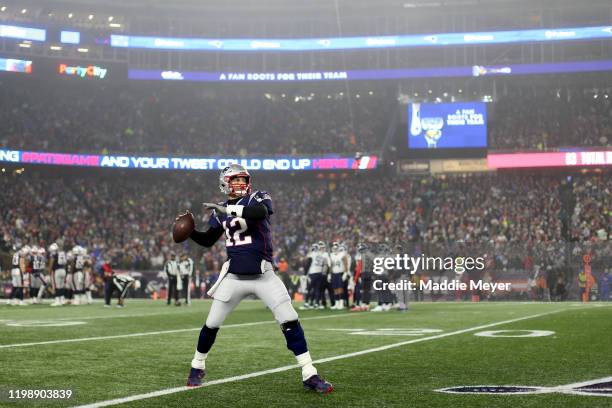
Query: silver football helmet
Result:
<box><xmin>219</xmin><ymin>163</ymin><xmax>251</xmax><ymax>197</ymax></box>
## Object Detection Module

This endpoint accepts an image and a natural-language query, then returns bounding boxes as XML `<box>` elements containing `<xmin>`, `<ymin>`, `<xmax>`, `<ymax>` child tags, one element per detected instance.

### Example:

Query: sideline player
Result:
<box><xmin>48</xmin><ymin>243</ymin><xmax>67</xmax><ymax>306</ymax></box>
<box><xmin>9</xmin><ymin>246</ymin><xmax>25</xmax><ymax>306</ymax></box>
<box><xmin>330</xmin><ymin>242</ymin><xmax>348</xmax><ymax>309</ymax></box>
<box><xmin>180</xmin><ymin>164</ymin><xmax>332</xmax><ymax>393</ymax></box>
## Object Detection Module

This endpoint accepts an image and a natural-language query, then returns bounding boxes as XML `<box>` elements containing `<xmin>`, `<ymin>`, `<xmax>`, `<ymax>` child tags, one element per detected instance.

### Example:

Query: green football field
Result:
<box><xmin>0</xmin><ymin>300</ymin><xmax>611</xmax><ymax>408</ymax></box>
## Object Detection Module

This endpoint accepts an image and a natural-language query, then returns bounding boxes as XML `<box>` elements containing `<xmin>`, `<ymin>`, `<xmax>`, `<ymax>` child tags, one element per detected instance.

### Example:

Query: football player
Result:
<box><xmin>31</xmin><ymin>246</ymin><xmax>48</xmax><ymax>304</ymax></box>
<box><xmin>48</xmin><ymin>243</ymin><xmax>67</xmax><ymax>306</ymax></box>
<box><xmin>83</xmin><ymin>248</ymin><xmax>94</xmax><ymax>304</ymax></box>
<box><xmin>330</xmin><ymin>242</ymin><xmax>348</xmax><ymax>309</ymax></box>
<box><xmin>351</xmin><ymin>243</ymin><xmax>373</xmax><ymax>311</ymax></box>
<box><xmin>339</xmin><ymin>243</ymin><xmax>353</xmax><ymax>307</ymax></box>
<box><xmin>299</xmin><ymin>243</ymin><xmax>319</xmax><ymax>310</ymax></box>
<box><xmin>371</xmin><ymin>243</ymin><xmax>393</xmax><ymax>312</ymax></box>
<box><xmin>64</xmin><ymin>250</ymin><xmax>75</xmax><ymax>304</ymax></box>
<box><xmin>72</xmin><ymin>246</ymin><xmax>86</xmax><ymax>305</ymax></box>
<box><xmin>181</xmin><ymin>164</ymin><xmax>332</xmax><ymax>393</ymax></box>
<box><xmin>306</xmin><ymin>242</ymin><xmax>331</xmax><ymax>310</ymax></box>
<box><xmin>9</xmin><ymin>245</ymin><xmax>26</xmax><ymax>306</ymax></box>
<box><xmin>317</xmin><ymin>241</ymin><xmax>335</xmax><ymax>309</ymax></box>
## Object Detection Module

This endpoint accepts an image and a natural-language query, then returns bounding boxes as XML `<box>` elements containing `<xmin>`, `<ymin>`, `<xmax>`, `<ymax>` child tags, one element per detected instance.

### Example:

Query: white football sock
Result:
<box><xmin>296</xmin><ymin>351</ymin><xmax>317</xmax><ymax>381</ymax></box>
<box><xmin>191</xmin><ymin>351</ymin><xmax>207</xmax><ymax>370</ymax></box>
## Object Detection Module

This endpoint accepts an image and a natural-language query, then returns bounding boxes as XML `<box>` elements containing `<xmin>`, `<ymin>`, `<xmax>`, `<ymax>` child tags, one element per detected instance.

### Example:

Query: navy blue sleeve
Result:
<box><xmin>252</xmin><ymin>191</ymin><xmax>273</xmax><ymax>215</ymax></box>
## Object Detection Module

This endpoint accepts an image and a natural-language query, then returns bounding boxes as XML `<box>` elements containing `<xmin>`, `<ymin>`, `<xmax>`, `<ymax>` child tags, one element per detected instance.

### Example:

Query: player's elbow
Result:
<box><xmin>242</xmin><ymin>204</ymin><xmax>268</xmax><ymax>220</ymax></box>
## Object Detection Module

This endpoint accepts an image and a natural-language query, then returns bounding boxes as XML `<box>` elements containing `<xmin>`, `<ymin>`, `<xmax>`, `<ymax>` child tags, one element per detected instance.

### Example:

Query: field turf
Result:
<box><xmin>0</xmin><ymin>300</ymin><xmax>611</xmax><ymax>408</ymax></box>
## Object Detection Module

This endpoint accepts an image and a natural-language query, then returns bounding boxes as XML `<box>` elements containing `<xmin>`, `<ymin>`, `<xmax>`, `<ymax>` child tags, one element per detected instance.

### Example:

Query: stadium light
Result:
<box><xmin>108</xmin><ymin>16</ymin><xmax>114</xmax><ymax>22</ymax></box>
<box><xmin>68</xmin><ymin>13</ymin><xmax>73</xmax><ymax>18</ymax></box>
<box><xmin>1</xmin><ymin>6</ymin><xmax>6</xmax><ymax>12</ymax></box>
<box><xmin>21</xmin><ymin>8</ymin><xmax>26</xmax><ymax>14</ymax></box>
<box><xmin>88</xmin><ymin>14</ymin><xmax>94</xmax><ymax>20</ymax></box>
<box><xmin>77</xmin><ymin>47</ymin><xmax>88</xmax><ymax>53</ymax></box>
<box><xmin>109</xmin><ymin>23</ymin><xmax>121</xmax><ymax>28</ymax></box>
<box><xmin>50</xmin><ymin>45</ymin><xmax>62</xmax><ymax>51</ymax></box>
<box><xmin>18</xmin><ymin>42</ymin><xmax>31</xmax><ymax>48</ymax></box>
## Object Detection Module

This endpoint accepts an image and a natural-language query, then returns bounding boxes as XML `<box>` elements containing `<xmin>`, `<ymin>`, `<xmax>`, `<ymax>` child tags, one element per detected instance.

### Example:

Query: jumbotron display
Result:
<box><xmin>408</xmin><ymin>102</ymin><xmax>487</xmax><ymax>149</ymax></box>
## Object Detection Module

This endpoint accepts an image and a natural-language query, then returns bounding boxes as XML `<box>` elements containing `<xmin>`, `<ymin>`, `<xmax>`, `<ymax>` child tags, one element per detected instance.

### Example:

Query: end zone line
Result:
<box><xmin>0</xmin><ymin>313</ymin><xmax>358</xmax><ymax>349</ymax></box>
<box><xmin>71</xmin><ymin>308</ymin><xmax>567</xmax><ymax>408</ymax></box>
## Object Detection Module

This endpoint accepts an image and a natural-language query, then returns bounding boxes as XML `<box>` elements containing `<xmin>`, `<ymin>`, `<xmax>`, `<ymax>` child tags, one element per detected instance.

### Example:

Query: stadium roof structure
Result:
<box><xmin>5</xmin><ymin>0</ymin><xmax>611</xmax><ymax>19</ymax></box>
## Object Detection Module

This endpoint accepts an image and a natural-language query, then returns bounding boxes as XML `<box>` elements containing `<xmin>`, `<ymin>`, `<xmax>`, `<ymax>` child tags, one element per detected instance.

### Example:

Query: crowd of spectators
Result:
<box><xmin>0</xmin><ymin>78</ymin><xmax>390</xmax><ymax>156</ymax></box>
<box><xmin>489</xmin><ymin>87</ymin><xmax>612</xmax><ymax>150</ymax></box>
<box><xmin>1</xmin><ymin>78</ymin><xmax>610</xmax><ymax>158</ymax></box>
<box><xmin>1</xmin><ymin>171</ymin><xmax>609</xmax><ymax>284</ymax></box>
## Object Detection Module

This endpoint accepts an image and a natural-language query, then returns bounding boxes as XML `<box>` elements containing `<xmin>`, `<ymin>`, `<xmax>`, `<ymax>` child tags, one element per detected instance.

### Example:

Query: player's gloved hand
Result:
<box><xmin>203</xmin><ymin>202</ymin><xmax>227</xmax><ymax>215</ymax></box>
<box><xmin>342</xmin><ymin>272</ymin><xmax>351</xmax><ymax>281</ymax></box>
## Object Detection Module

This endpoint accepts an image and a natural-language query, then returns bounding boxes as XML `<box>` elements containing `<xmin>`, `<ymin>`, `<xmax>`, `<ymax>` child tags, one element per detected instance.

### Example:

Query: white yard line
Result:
<box><xmin>0</xmin><ymin>313</ymin><xmax>358</xmax><ymax>349</ymax></box>
<box><xmin>71</xmin><ymin>308</ymin><xmax>567</xmax><ymax>408</ymax></box>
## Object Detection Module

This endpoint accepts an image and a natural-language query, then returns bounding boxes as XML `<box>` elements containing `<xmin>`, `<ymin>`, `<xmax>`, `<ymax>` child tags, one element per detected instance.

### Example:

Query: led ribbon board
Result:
<box><xmin>0</xmin><ymin>149</ymin><xmax>378</xmax><ymax>171</ymax></box>
<box><xmin>112</xmin><ymin>25</ymin><xmax>612</xmax><ymax>51</ymax></box>
<box><xmin>128</xmin><ymin>59</ymin><xmax>612</xmax><ymax>82</ymax></box>
<box><xmin>487</xmin><ymin>151</ymin><xmax>612</xmax><ymax>169</ymax></box>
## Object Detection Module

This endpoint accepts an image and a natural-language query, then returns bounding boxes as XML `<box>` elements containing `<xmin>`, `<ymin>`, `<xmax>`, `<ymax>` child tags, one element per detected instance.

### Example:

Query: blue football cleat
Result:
<box><xmin>303</xmin><ymin>375</ymin><xmax>333</xmax><ymax>394</ymax></box>
<box><xmin>187</xmin><ymin>368</ymin><xmax>205</xmax><ymax>387</ymax></box>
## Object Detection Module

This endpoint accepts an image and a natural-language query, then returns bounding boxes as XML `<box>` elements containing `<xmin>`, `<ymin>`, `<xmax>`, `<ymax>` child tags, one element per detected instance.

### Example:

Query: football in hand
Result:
<box><xmin>173</xmin><ymin>211</ymin><xmax>195</xmax><ymax>243</ymax></box>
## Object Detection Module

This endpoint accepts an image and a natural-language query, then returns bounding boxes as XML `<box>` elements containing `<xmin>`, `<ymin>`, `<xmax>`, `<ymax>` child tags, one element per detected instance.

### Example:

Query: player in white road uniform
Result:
<box><xmin>48</xmin><ymin>243</ymin><xmax>67</xmax><ymax>306</ymax></box>
<box><xmin>330</xmin><ymin>242</ymin><xmax>350</xmax><ymax>309</ymax></box>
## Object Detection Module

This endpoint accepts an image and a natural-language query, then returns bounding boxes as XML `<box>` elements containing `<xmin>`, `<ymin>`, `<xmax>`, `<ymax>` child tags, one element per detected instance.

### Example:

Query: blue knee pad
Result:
<box><xmin>197</xmin><ymin>325</ymin><xmax>219</xmax><ymax>354</ymax></box>
<box><xmin>281</xmin><ymin>320</ymin><xmax>308</xmax><ymax>356</ymax></box>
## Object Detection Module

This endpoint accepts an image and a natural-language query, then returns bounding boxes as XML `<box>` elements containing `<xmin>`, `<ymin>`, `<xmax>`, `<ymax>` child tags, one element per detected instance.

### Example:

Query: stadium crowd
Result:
<box><xmin>0</xmin><ymin>79</ymin><xmax>610</xmax><ymax>157</ymax></box>
<box><xmin>1</xmin><ymin>172</ymin><xmax>609</xmax><ymax>282</ymax></box>
<box><xmin>0</xmin><ymin>79</ymin><xmax>390</xmax><ymax>155</ymax></box>
<box><xmin>489</xmin><ymin>87</ymin><xmax>612</xmax><ymax>150</ymax></box>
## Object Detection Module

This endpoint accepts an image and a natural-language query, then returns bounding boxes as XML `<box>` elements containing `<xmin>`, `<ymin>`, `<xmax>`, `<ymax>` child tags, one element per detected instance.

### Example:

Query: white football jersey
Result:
<box><xmin>12</xmin><ymin>252</ymin><xmax>20</xmax><ymax>268</ymax></box>
<box><xmin>308</xmin><ymin>251</ymin><xmax>331</xmax><ymax>275</ymax></box>
<box><xmin>330</xmin><ymin>253</ymin><xmax>347</xmax><ymax>274</ymax></box>
<box><xmin>33</xmin><ymin>255</ymin><xmax>46</xmax><ymax>271</ymax></box>
<box><xmin>75</xmin><ymin>255</ymin><xmax>86</xmax><ymax>271</ymax></box>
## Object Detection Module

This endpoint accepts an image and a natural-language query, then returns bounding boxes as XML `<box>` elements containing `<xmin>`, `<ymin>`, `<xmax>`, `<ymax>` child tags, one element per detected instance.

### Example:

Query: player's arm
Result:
<box><xmin>304</xmin><ymin>257</ymin><xmax>313</xmax><ymax>274</ymax></box>
<box><xmin>203</xmin><ymin>202</ymin><xmax>268</xmax><ymax>220</ymax></box>
<box><xmin>189</xmin><ymin>226</ymin><xmax>224</xmax><ymax>247</ymax></box>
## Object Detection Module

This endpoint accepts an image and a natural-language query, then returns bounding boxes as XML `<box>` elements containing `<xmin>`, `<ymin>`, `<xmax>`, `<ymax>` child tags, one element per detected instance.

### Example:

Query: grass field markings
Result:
<box><xmin>0</xmin><ymin>311</ymin><xmax>204</xmax><ymax>324</ymax></box>
<box><xmin>436</xmin><ymin>376</ymin><xmax>612</xmax><ymax>397</ymax></box>
<box><xmin>0</xmin><ymin>312</ymin><xmax>361</xmax><ymax>349</ymax></box>
<box><xmin>70</xmin><ymin>308</ymin><xmax>568</xmax><ymax>408</ymax></box>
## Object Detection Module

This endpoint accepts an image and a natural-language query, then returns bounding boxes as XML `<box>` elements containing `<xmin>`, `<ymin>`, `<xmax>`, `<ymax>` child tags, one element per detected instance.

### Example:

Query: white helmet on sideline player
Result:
<box><xmin>49</xmin><ymin>243</ymin><xmax>59</xmax><ymax>253</ymax></box>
